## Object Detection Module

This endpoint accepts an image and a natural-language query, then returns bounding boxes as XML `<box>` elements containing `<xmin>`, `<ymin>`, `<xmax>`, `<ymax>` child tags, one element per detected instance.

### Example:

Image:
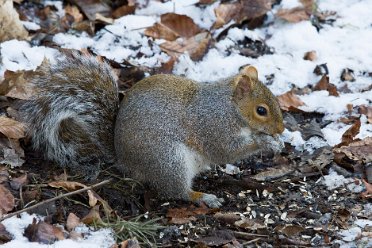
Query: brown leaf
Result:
<box><xmin>73</xmin><ymin>0</ymin><xmax>112</xmax><ymax>21</ymax></box>
<box><xmin>24</xmin><ymin>219</ymin><xmax>65</xmax><ymax>244</ymax></box>
<box><xmin>275</xmin><ymin>225</ymin><xmax>305</xmax><ymax>237</ymax></box>
<box><xmin>361</xmin><ymin>179</ymin><xmax>372</xmax><ymax>198</ymax></box>
<box><xmin>336</xmin><ymin>119</ymin><xmax>361</xmax><ymax>147</ymax></box>
<box><xmin>0</xmin><ymin>223</ymin><xmax>12</xmax><ymax>244</ymax></box>
<box><xmin>0</xmin><ymin>0</ymin><xmax>28</xmax><ymax>42</ymax></box>
<box><xmin>64</xmin><ymin>5</ymin><xmax>84</xmax><ymax>23</ymax></box>
<box><xmin>0</xmin><ymin>185</ymin><xmax>15</xmax><ymax>216</ymax></box>
<box><xmin>145</xmin><ymin>13</ymin><xmax>202</xmax><ymax>41</ymax></box>
<box><xmin>66</xmin><ymin>213</ymin><xmax>81</xmax><ymax>231</ymax></box>
<box><xmin>161</xmin><ymin>13</ymin><xmax>202</xmax><ymax>39</ymax></box>
<box><xmin>160</xmin><ymin>32</ymin><xmax>211</xmax><ymax>61</ymax></box>
<box><xmin>167</xmin><ymin>205</ymin><xmax>210</xmax><ymax>224</ymax></box>
<box><xmin>234</xmin><ymin>218</ymin><xmax>265</xmax><ymax>230</ymax></box>
<box><xmin>277</xmin><ymin>91</ymin><xmax>305</xmax><ymax>111</ymax></box>
<box><xmin>0</xmin><ymin>70</ymin><xmax>36</xmax><ymax>100</ymax></box>
<box><xmin>144</xmin><ymin>23</ymin><xmax>179</xmax><ymax>41</ymax></box>
<box><xmin>252</xmin><ymin>166</ymin><xmax>294</xmax><ymax>181</ymax></box>
<box><xmin>359</xmin><ymin>105</ymin><xmax>372</xmax><ymax>123</ymax></box>
<box><xmin>82</xmin><ymin>205</ymin><xmax>103</xmax><ymax>225</ymax></box>
<box><xmin>213</xmin><ymin>0</ymin><xmax>272</xmax><ymax>29</ymax></box>
<box><xmin>214</xmin><ymin>212</ymin><xmax>241</xmax><ymax>225</ymax></box>
<box><xmin>48</xmin><ymin>181</ymin><xmax>86</xmax><ymax>191</ymax></box>
<box><xmin>112</xmin><ymin>5</ymin><xmax>135</xmax><ymax>19</ymax></box>
<box><xmin>313</xmin><ymin>75</ymin><xmax>339</xmax><ymax>96</ymax></box>
<box><xmin>276</xmin><ymin>7</ymin><xmax>310</xmax><ymax>23</ymax></box>
<box><xmin>196</xmin><ymin>230</ymin><xmax>235</xmax><ymax>246</ymax></box>
<box><xmin>303</xmin><ymin>50</ymin><xmax>317</xmax><ymax>61</ymax></box>
<box><xmin>0</xmin><ymin>116</ymin><xmax>25</xmax><ymax>139</ymax></box>
<box><xmin>333</xmin><ymin>137</ymin><xmax>372</xmax><ymax>164</ymax></box>
<box><xmin>9</xmin><ymin>173</ymin><xmax>28</xmax><ymax>190</ymax></box>
<box><xmin>341</xmin><ymin>68</ymin><xmax>355</xmax><ymax>82</ymax></box>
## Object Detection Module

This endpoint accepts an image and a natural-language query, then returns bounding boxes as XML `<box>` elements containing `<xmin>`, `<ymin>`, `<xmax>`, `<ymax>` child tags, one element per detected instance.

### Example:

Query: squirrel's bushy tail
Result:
<box><xmin>21</xmin><ymin>54</ymin><xmax>119</xmax><ymax>178</ymax></box>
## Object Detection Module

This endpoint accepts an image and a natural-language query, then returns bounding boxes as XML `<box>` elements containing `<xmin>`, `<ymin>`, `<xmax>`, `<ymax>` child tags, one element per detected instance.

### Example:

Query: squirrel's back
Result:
<box><xmin>21</xmin><ymin>54</ymin><xmax>119</xmax><ymax>178</ymax></box>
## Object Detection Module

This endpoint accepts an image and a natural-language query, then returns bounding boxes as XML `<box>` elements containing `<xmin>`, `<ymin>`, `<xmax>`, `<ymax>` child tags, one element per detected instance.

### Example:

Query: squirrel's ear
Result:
<box><xmin>240</xmin><ymin>66</ymin><xmax>258</xmax><ymax>80</ymax></box>
<box><xmin>233</xmin><ymin>75</ymin><xmax>253</xmax><ymax>100</ymax></box>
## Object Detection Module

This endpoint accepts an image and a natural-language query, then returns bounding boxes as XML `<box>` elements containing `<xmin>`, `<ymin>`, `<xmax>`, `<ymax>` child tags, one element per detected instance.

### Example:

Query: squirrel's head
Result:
<box><xmin>232</xmin><ymin>66</ymin><xmax>284</xmax><ymax>136</ymax></box>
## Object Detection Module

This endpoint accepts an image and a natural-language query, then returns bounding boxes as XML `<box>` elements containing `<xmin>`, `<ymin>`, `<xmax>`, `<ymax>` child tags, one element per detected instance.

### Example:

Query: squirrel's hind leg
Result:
<box><xmin>150</xmin><ymin>143</ymin><xmax>223</xmax><ymax>208</ymax></box>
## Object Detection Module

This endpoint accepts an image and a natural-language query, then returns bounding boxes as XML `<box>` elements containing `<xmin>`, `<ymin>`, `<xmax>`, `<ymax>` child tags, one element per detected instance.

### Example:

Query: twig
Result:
<box><xmin>0</xmin><ymin>179</ymin><xmax>111</xmax><ymax>221</ymax></box>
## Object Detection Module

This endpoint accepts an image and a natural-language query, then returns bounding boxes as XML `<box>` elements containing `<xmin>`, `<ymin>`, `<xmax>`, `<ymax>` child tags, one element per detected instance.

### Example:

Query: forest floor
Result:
<box><xmin>0</xmin><ymin>0</ymin><xmax>371</xmax><ymax>247</ymax></box>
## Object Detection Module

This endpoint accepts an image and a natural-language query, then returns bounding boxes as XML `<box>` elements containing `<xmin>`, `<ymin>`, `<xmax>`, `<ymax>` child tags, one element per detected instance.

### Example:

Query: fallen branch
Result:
<box><xmin>0</xmin><ymin>179</ymin><xmax>111</xmax><ymax>221</ymax></box>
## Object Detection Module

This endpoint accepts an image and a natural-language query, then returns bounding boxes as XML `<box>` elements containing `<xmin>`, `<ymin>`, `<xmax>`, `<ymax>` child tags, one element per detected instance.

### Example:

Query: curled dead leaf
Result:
<box><xmin>358</xmin><ymin>105</ymin><xmax>372</xmax><ymax>123</ymax></box>
<box><xmin>24</xmin><ymin>219</ymin><xmax>65</xmax><ymax>244</ymax></box>
<box><xmin>333</xmin><ymin>137</ymin><xmax>372</xmax><ymax>164</ymax></box>
<box><xmin>303</xmin><ymin>50</ymin><xmax>317</xmax><ymax>61</ymax></box>
<box><xmin>335</xmin><ymin>119</ymin><xmax>361</xmax><ymax>147</ymax></box>
<box><xmin>66</xmin><ymin>213</ymin><xmax>81</xmax><ymax>231</ymax></box>
<box><xmin>277</xmin><ymin>91</ymin><xmax>305</xmax><ymax>111</ymax></box>
<box><xmin>0</xmin><ymin>70</ymin><xmax>36</xmax><ymax>100</ymax></box>
<box><xmin>0</xmin><ymin>116</ymin><xmax>25</xmax><ymax>139</ymax></box>
<box><xmin>160</xmin><ymin>32</ymin><xmax>211</xmax><ymax>61</ymax></box>
<box><xmin>48</xmin><ymin>181</ymin><xmax>86</xmax><ymax>191</ymax></box>
<box><xmin>276</xmin><ymin>7</ymin><xmax>310</xmax><ymax>23</ymax></box>
<box><xmin>234</xmin><ymin>218</ymin><xmax>265</xmax><ymax>230</ymax></box>
<box><xmin>0</xmin><ymin>0</ymin><xmax>28</xmax><ymax>42</ymax></box>
<box><xmin>213</xmin><ymin>0</ymin><xmax>272</xmax><ymax>29</ymax></box>
<box><xmin>82</xmin><ymin>205</ymin><xmax>103</xmax><ymax>225</ymax></box>
<box><xmin>145</xmin><ymin>13</ymin><xmax>202</xmax><ymax>41</ymax></box>
<box><xmin>0</xmin><ymin>185</ymin><xmax>15</xmax><ymax>217</ymax></box>
<box><xmin>313</xmin><ymin>75</ymin><xmax>339</xmax><ymax>96</ymax></box>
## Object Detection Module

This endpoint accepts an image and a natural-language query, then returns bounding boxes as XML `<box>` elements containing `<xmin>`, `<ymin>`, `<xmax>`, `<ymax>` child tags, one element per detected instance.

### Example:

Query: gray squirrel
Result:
<box><xmin>22</xmin><ymin>54</ymin><xmax>284</xmax><ymax>208</ymax></box>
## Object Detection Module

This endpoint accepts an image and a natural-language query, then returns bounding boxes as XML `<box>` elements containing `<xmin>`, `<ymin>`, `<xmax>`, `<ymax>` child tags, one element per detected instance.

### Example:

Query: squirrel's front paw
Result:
<box><xmin>189</xmin><ymin>191</ymin><xmax>224</xmax><ymax>208</ymax></box>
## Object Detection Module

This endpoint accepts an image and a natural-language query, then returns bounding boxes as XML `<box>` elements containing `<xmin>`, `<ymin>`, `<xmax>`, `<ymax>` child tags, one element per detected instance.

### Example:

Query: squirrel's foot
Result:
<box><xmin>189</xmin><ymin>191</ymin><xmax>224</xmax><ymax>208</ymax></box>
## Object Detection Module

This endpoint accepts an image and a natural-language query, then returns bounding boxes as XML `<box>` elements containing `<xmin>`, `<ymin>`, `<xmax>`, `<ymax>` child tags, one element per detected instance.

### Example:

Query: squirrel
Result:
<box><xmin>21</xmin><ymin>54</ymin><xmax>285</xmax><ymax>208</ymax></box>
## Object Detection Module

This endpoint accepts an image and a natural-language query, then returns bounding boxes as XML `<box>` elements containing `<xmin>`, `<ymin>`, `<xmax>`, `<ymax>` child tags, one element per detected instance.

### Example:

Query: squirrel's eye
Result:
<box><xmin>256</xmin><ymin>106</ymin><xmax>268</xmax><ymax>116</ymax></box>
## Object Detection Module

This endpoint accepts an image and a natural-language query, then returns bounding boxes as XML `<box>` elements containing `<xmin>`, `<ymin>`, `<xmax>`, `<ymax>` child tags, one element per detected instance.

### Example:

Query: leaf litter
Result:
<box><xmin>0</xmin><ymin>0</ymin><xmax>371</xmax><ymax>247</ymax></box>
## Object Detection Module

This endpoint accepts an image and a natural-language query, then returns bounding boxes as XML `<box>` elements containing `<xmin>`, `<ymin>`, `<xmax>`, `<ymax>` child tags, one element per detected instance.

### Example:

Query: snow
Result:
<box><xmin>1</xmin><ymin>213</ymin><xmax>115</xmax><ymax>248</ymax></box>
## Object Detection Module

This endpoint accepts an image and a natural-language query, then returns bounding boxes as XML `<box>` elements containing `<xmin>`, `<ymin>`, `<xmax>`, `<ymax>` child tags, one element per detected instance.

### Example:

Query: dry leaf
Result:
<box><xmin>82</xmin><ymin>205</ymin><xmax>103</xmax><ymax>225</ymax></box>
<box><xmin>196</xmin><ymin>230</ymin><xmax>235</xmax><ymax>246</ymax></box>
<box><xmin>303</xmin><ymin>50</ymin><xmax>317</xmax><ymax>61</ymax></box>
<box><xmin>361</xmin><ymin>179</ymin><xmax>372</xmax><ymax>198</ymax></box>
<box><xmin>66</xmin><ymin>213</ymin><xmax>81</xmax><ymax>231</ymax></box>
<box><xmin>0</xmin><ymin>223</ymin><xmax>12</xmax><ymax>243</ymax></box>
<box><xmin>112</xmin><ymin>5</ymin><xmax>135</xmax><ymax>19</ymax></box>
<box><xmin>64</xmin><ymin>5</ymin><xmax>83</xmax><ymax>23</ymax></box>
<box><xmin>73</xmin><ymin>0</ymin><xmax>112</xmax><ymax>21</ymax></box>
<box><xmin>24</xmin><ymin>219</ymin><xmax>65</xmax><ymax>244</ymax></box>
<box><xmin>48</xmin><ymin>181</ymin><xmax>86</xmax><ymax>191</ymax></box>
<box><xmin>234</xmin><ymin>218</ymin><xmax>265</xmax><ymax>230</ymax></box>
<box><xmin>167</xmin><ymin>205</ymin><xmax>210</xmax><ymax>224</ymax></box>
<box><xmin>214</xmin><ymin>212</ymin><xmax>241</xmax><ymax>225</ymax></box>
<box><xmin>145</xmin><ymin>13</ymin><xmax>202</xmax><ymax>41</ymax></box>
<box><xmin>336</xmin><ymin>119</ymin><xmax>361</xmax><ymax>147</ymax></box>
<box><xmin>0</xmin><ymin>116</ymin><xmax>25</xmax><ymax>139</ymax></box>
<box><xmin>0</xmin><ymin>148</ymin><xmax>25</xmax><ymax>168</ymax></box>
<box><xmin>359</xmin><ymin>105</ymin><xmax>372</xmax><ymax>123</ymax></box>
<box><xmin>276</xmin><ymin>7</ymin><xmax>310</xmax><ymax>23</ymax></box>
<box><xmin>333</xmin><ymin>137</ymin><xmax>372</xmax><ymax>164</ymax></box>
<box><xmin>160</xmin><ymin>32</ymin><xmax>211</xmax><ymax>61</ymax></box>
<box><xmin>213</xmin><ymin>0</ymin><xmax>272</xmax><ymax>29</ymax></box>
<box><xmin>0</xmin><ymin>184</ymin><xmax>15</xmax><ymax>217</ymax></box>
<box><xmin>277</xmin><ymin>91</ymin><xmax>305</xmax><ymax>111</ymax></box>
<box><xmin>144</xmin><ymin>23</ymin><xmax>178</xmax><ymax>41</ymax></box>
<box><xmin>0</xmin><ymin>0</ymin><xmax>28</xmax><ymax>42</ymax></box>
<box><xmin>9</xmin><ymin>173</ymin><xmax>28</xmax><ymax>190</ymax></box>
<box><xmin>313</xmin><ymin>75</ymin><xmax>339</xmax><ymax>96</ymax></box>
<box><xmin>275</xmin><ymin>225</ymin><xmax>305</xmax><ymax>236</ymax></box>
<box><xmin>0</xmin><ymin>70</ymin><xmax>36</xmax><ymax>100</ymax></box>
<box><xmin>161</xmin><ymin>13</ymin><xmax>202</xmax><ymax>39</ymax></box>
<box><xmin>252</xmin><ymin>166</ymin><xmax>294</xmax><ymax>181</ymax></box>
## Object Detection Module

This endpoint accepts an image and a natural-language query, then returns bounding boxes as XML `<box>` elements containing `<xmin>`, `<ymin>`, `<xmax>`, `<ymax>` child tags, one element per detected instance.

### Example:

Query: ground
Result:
<box><xmin>0</xmin><ymin>0</ymin><xmax>371</xmax><ymax>247</ymax></box>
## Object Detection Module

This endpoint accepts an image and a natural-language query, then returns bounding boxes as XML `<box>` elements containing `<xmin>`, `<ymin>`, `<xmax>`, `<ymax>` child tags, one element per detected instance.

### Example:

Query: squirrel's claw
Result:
<box><xmin>192</xmin><ymin>192</ymin><xmax>224</xmax><ymax>208</ymax></box>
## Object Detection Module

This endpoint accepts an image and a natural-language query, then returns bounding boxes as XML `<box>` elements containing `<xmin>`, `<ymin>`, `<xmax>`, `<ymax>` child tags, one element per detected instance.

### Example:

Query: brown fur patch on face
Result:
<box><xmin>232</xmin><ymin>75</ymin><xmax>284</xmax><ymax>135</ymax></box>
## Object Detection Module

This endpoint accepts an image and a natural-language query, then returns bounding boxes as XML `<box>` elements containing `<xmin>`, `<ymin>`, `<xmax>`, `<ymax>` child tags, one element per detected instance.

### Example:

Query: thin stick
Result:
<box><xmin>0</xmin><ymin>179</ymin><xmax>111</xmax><ymax>221</ymax></box>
